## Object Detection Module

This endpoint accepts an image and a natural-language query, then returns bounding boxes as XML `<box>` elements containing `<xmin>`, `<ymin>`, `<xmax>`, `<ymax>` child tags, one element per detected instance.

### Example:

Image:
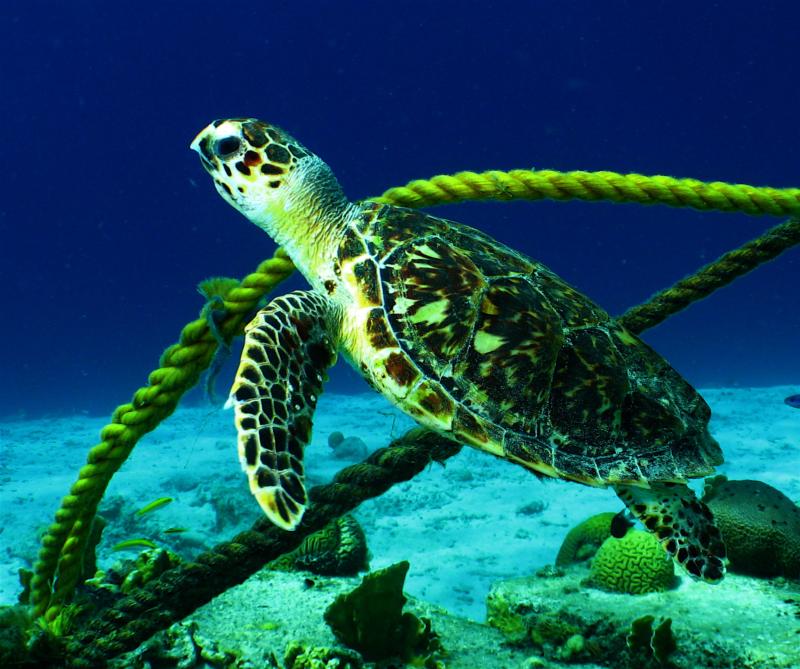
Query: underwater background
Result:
<box><xmin>2</xmin><ymin>1</ymin><xmax>799</xmax><ymax>417</ymax></box>
<box><xmin>1</xmin><ymin>3</ymin><xmax>800</xmax><ymax>668</ymax></box>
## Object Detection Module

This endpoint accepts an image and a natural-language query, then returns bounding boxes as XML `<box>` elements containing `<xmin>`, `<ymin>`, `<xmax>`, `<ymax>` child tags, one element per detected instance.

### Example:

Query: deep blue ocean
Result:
<box><xmin>2</xmin><ymin>1</ymin><xmax>798</xmax><ymax>418</ymax></box>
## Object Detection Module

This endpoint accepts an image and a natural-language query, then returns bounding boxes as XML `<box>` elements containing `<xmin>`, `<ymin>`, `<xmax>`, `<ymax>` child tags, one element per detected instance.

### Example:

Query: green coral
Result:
<box><xmin>269</xmin><ymin>515</ymin><xmax>369</xmax><ymax>576</ymax></box>
<box><xmin>529</xmin><ymin>613</ymin><xmax>582</xmax><ymax>648</ymax></box>
<box><xmin>626</xmin><ymin>615</ymin><xmax>676</xmax><ymax>666</ymax></box>
<box><xmin>0</xmin><ymin>605</ymin><xmax>32</xmax><ymax>667</ymax></box>
<box><xmin>129</xmin><ymin>620</ymin><xmax>243</xmax><ymax>668</ymax></box>
<box><xmin>323</xmin><ymin>561</ymin><xmax>443</xmax><ymax>665</ymax></box>
<box><xmin>702</xmin><ymin>476</ymin><xmax>800</xmax><ymax>578</ymax></box>
<box><xmin>555</xmin><ymin>512</ymin><xmax>616</xmax><ymax>566</ymax></box>
<box><xmin>588</xmin><ymin>530</ymin><xmax>675</xmax><ymax>594</ymax></box>
<box><xmin>283</xmin><ymin>641</ymin><xmax>363</xmax><ymax>669</ymax></box>
<box><xmin>120</xmin><ymin>547</ymin><xmax>182</xmax><ymax>594</ymax></box>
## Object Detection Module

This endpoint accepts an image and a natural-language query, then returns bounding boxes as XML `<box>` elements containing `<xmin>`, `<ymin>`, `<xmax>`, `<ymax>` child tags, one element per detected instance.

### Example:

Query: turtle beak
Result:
<box><xmin>189</xmin><ymin>128</ymin><xmax>205</xmax><ymax>153</ymax></box>
<box><xmin>190</xmin><ymin>124</ymin><xmax>218</xmax><ymax>173</ymax></box>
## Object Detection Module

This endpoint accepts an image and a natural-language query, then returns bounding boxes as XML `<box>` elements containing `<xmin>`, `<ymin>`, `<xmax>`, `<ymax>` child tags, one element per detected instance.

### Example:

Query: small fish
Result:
<box><xmin>112</xmin><ymin>538</ymin><xmax>158</xmax><ymax>552</ymax></box>
<box><xmin>135</xmin><ymin>497</ymin><xmax>174</xmax><ymax>516</ymax></box>
<box><xmin>163</xmin><ymin>527</ymin><xmax>188</xmax><ymax>534</ymax></box>
<box><xmin>784</xmin><ymin>394</ymin><xmax>800</xmax><ymax>409</ymax></box>
<box><xmin>610</xmin><ymin>509</ymin><xmax>635</xmax><ymax>538</ymax></box>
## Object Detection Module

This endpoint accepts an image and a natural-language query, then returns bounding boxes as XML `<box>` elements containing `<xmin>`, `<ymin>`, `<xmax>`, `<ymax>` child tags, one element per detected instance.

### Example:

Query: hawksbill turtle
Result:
<box><xmin>190</xmin><ymin>118</ymin><xmax>727</xmax><ymax>582</ymax></box>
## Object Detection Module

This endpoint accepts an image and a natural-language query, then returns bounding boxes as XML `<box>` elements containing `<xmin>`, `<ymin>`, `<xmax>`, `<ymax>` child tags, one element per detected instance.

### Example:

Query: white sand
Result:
<box><xmin>1</xmin><ymin>386</ymin><xmax>798</xmax><ymax>621</ymax></box>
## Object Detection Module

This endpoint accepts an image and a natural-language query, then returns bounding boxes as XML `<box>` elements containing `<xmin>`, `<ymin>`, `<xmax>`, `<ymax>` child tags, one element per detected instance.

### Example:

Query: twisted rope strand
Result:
<box><xmin>618</xmin><ymin>217</ymin><xmax>800</xmax><ymax>333</ymax></box>
<box><xmin>373</xmin><ymin>169</ymin><xmax>800</xmax><ymax>217</ymax></box>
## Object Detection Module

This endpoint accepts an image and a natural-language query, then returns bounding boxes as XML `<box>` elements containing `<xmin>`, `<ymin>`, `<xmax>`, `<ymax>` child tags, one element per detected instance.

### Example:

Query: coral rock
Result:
<box><xmin>588</xmin><ymin>530</ymin><xmax>675</xmax><ymax>594</ymax></box>
<box><xmin>702</xmin><ymin>476</ymin><xmax>800</xmax><ymax>578</ymax></box>
<box><xmin>555</xmin><ymin>511</ymin><xmax>616</xmax><ymax>566</ymax></box>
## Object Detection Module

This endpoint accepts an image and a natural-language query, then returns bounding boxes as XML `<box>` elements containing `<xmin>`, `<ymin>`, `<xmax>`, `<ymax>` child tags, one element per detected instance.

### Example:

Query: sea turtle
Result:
<box><xmin>190</xmin><ymin>118</ymin><xmax>727</xmax><ymax>582</ymax></box>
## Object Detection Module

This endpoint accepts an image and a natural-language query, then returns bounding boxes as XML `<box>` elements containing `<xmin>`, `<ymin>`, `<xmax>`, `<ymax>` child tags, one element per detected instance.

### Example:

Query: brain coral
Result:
<box><xmin>269</xmin><ymin>515</ymin><xmax>369</xmax><ymax>576</ymax></box>
<box><xmin>702</xmin><ymin>476</ymin><xmax>800</xmax><ymax>578</ymax></box>
<box><xmin>589</xmin><ymin>530</ymin><xmax>675</xmax><ymax>594</ymax></box>
<box><xmin>555</xmin><ymin>512</ymin><xmax>616</xmax><ymax>566</ymax></box>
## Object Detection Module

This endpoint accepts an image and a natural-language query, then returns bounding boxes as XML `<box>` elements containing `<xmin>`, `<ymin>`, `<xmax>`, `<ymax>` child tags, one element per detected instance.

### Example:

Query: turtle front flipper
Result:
<box><xmin>227</xmin><ymin>291</ymin><xmax>339</xmax><ymax>530</ymax></box>
<box><xmin>614</xmin><ymin>482</ymin><xmax>727</xmax><ymax>583</ymax></box>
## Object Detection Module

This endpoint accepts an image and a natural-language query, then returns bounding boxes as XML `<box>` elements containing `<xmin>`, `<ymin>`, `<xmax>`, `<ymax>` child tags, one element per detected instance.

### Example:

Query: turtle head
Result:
<box><xmin>191</xmin><ymin>119</ymin><xmax>350</xmax><ymax>260</ymax></box>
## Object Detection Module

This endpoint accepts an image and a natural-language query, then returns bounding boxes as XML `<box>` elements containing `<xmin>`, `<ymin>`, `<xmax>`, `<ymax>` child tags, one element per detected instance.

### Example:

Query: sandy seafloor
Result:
<box><xmin>0</xmin><ymin>386</ymin><xmax>798</xmax><ymax>625</ymax></box>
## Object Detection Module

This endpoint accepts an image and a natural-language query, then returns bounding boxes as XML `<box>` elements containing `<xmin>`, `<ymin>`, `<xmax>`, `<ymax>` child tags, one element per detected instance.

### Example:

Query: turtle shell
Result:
<box><xmin>337</xmin><ymin>202</ymin><xmax>723</xmax><ymax>486</ymax></box>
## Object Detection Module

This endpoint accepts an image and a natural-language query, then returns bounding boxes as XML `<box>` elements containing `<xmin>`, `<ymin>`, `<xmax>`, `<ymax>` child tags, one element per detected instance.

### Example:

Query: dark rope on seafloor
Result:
<box><xmin>617</xmin><ymin>216</ymin><xmax>800</xmax><ymax>334</ymax></box>
<box><xmin>64</xmin><ymin>429</ymin><xmax>461</xmax><ymax>668</ymax></box>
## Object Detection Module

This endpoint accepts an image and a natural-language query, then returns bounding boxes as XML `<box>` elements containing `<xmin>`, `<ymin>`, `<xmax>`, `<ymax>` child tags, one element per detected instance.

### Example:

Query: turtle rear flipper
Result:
<box><xmin>615</xmin><ymin>482</ymin><xmax>727</xmax><ymax>583</ymax></box>
<box><xmin>227</xmin><ymin>291</ymin><xmax>339</xmax><ymax>530</ymax></box>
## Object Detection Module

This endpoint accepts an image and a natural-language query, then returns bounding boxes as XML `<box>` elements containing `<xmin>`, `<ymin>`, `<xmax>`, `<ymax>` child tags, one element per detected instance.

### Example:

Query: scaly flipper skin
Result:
<box><xmin>615</xmin><ymin>483</ymin><xmax>727</xmax><ymax>583</ymax></box>
<box><xmin>228</xmin><ymin>291</ymin><xmax>338</xmax><ymax>529</ymax></box>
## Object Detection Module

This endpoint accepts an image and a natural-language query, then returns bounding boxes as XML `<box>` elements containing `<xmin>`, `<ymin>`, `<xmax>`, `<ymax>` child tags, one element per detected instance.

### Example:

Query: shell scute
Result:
<box><xmin>534</xmin><ymin>267</ymin><xmax>610</xmax><ymax>328</ymax></box>
<box><xmin>456</xmin><ymin>276</ymin><xmax>563</xmax><ymax>431</ymax></box>
<box><xmin>338</xmin><ymin>231</ymin><xmax>367</xmax><ymax>264</ymax></box>
<box><xmin>383</xmin><ymin>237</ymin><xmax>485</xmax><ymax>370</ymax></box>
<box><xmin>365</xmin><ymin>307</ymin><xmax>395</xmax><ymax>349</ymax></box>
<box><xmin>452</xmin><ymin>406</ymin><xmax>505</xmax><ymax>456</ymax></box>
<box><xmin>351</xmin><ymin>258</ymin><xmax>382</xmax><ymax>306</ymax></box>
<box><xmin>382</xmin><ymin>351</ymin><xmax>420</xmax><ymax>388</ymax></box>
<box><xmin>503</xmin><ymin>431</ymin><xmax>558</xmax><ymax>476</ymax></box>
<box><xmin>549</xmin><ymin>327</ymin><xmax>628</xmax><ymax>451</ymax></box>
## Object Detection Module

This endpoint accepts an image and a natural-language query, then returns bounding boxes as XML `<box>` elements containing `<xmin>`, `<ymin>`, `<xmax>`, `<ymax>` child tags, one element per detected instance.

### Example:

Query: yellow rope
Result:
<box><xmin>31</xmin><ymin>250</ymin><xmax>295</xmax><ymax>620</ymax></box>
<box><xmin>31</xmin><ymin>167</ymin><xmax>800</xmax><ymax>624</ymax></box>
<box><xmin>373</xmin><ymin>169</ymin><xmax>800</xmax><ymax>217</ymax></box>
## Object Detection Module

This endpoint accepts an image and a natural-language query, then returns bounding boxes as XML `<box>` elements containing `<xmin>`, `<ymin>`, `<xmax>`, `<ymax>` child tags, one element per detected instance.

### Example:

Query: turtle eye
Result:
<box><xmin>215</xmin><ymin>136</ymin><xmax>241</xmax><ymax>158</ymax></box>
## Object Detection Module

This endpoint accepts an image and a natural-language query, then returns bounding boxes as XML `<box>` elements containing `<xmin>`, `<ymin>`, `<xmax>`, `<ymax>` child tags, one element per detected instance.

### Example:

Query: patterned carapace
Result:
<box><xmin>192</xmin><ymin>118</ymin><xmax>728</xmax><ymax>583</ymax></box>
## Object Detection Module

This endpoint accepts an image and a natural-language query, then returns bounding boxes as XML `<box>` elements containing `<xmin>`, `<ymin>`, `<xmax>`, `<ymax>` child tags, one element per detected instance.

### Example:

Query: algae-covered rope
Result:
<box><xmin>373</xmin><ymin>168</ymin><xmax>800</xmax><ymax>217</ymax></box>
<box><xmin>618</xmin><ymin>217</ymin><xmax>800</xmax><ymax>334</ymax></box>
<box><xmin>64</xmin><ymin>429</ymin><xmax>461</xmax><ymax>668</ymax></box>
<box><xmin>30</xmin><ymin>250</ymin><xmax>296</xmax><ymax>620</ymax></box>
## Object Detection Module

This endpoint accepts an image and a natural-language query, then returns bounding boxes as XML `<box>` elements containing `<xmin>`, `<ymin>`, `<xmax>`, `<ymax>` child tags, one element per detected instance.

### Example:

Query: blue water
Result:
<box><xmin>2</xmin><ymin>1</ymin><xmax>798</xmax><ymax>417</ymax></box>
